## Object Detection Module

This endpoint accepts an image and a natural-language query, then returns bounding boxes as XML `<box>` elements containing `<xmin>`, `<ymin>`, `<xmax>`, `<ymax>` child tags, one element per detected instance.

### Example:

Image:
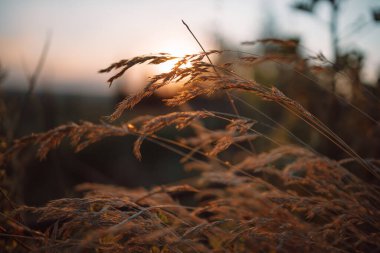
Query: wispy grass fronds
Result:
<box><xmin>0</xmin><ymin>121</ymin><xmax>130</xmax><ymax>163</ymax></box>
<box><xmin>6</xmin><ymin>148</ymin><xmax>379</xmax><ymax>252</ymax></box>
<box><xmin>100</xmin><ymin>51</ymin><xmax>378</xmax><ymax>179</ymax></box>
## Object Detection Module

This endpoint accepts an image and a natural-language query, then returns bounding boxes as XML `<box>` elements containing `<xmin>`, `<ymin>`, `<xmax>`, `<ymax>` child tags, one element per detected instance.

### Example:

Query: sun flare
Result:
<box><xmin>155</xmin><ymin>46</ymin><xmax>194</xmax><ymax>96</ymax></box>
<box><xmin>157</xmin><ymin>58</ymin><xmax>193</xmax><ymax>73</ymax></box>
<box><xmin>157</xmin><ymin>50</ymin><xmax>193</xmax><ymax>74</ymax></box>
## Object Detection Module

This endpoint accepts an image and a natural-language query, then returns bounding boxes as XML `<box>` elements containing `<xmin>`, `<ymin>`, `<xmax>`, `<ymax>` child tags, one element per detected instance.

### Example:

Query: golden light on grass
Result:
<box><xmin>155</xmin><ymin>46</ymin><xmax>194</xmax><ymax>97</ymax></box>
<box><xmin>157</xmin><ymin>56</ymin><xmax>193</xmax><ymax>74</ymax></box>
<box><xmin>4</xmin><ymin>36</ymin><xmax>380</xmax><ymax>252</ymax></box>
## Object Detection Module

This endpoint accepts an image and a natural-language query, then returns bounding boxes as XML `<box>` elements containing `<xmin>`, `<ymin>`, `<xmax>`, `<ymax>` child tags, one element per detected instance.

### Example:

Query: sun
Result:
<box><xmin>158</xmin><ymin>59</ymin><xmax>185</xmax><ymax>73</ymax></box>
<box><xmin>157</xmin><ymin>49</ymin><xmax>193</xmax><ymax>74</ymax></box>
<box><xmin>154</xmin><ymin>46</ymin><xmax>194</xmax><ymax>96</ymax></box>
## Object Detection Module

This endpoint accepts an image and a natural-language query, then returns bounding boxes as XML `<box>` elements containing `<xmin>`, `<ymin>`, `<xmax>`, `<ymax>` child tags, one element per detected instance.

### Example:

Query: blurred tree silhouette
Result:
<box><xmin>293</xmin><ymin>1</ymin><xmax>380</xmax><ymax>162</ymax></box>
<box><xmin>292</xmin><ymin>0</ymin><xmax>380</xmax><ymax>75</ymax></box>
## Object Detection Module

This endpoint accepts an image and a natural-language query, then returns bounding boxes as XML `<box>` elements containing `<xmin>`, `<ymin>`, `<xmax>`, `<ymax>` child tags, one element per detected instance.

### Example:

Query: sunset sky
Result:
<box><xmin>1</xmin><ymin>0</ymin><xmax>379</xmax><ymax>95</ymax></box>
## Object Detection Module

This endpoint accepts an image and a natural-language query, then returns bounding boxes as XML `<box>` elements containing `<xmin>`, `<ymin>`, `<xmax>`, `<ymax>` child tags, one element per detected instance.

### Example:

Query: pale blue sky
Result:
<box><xmin>0</xmin><ymin>0</ymin><xmax>379</xmax><ymax>95</ymax></box>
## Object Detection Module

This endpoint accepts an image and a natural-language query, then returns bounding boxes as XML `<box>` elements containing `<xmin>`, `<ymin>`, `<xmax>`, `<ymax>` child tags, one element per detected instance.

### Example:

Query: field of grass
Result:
<box><xmin>1</xmin><ymin>6</ymin><xmax>380</xmax><ymax>251</ymax></box>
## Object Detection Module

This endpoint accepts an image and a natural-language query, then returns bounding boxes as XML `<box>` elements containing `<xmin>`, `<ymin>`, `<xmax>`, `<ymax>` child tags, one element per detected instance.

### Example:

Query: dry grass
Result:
<box><xmin>1</xmin><ymin>38</ymin><xmax>380</xmax><ymax>252</ymax></box>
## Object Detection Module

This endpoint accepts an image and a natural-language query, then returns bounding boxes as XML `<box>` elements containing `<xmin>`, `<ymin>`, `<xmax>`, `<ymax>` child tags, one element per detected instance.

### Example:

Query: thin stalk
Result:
<box><xmin>182</xmin><ymin>20</ymin><xmax>256</xmax><ymax>152</ymax></box>
<box><xmin>13</xmin><ymin>31</ymin><xmax>52</xmax><ymax>140</ymax></box>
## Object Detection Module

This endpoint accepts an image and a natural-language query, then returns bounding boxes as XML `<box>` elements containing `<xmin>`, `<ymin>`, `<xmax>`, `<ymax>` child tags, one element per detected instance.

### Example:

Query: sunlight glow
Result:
<box><xmin>155</xmin><ymin>46</ymin><xmax>194</xmax><ymax>97</ymax></box>
<box><xmin>157</xmin><ymin>58</ymin><xmax>192</xmax><ymax>73</ymax></box>
<box><xmin>157</xmin><ymin>47</ymin><xmax>193</xmax><ymax>73</ymax></box>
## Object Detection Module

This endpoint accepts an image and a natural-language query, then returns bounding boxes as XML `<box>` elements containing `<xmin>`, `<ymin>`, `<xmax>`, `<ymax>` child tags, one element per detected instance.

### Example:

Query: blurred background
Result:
<box><xmin>1</xmin><ymin>0</ymin><xmax>380</xmax><ymax>206</ymax></box>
